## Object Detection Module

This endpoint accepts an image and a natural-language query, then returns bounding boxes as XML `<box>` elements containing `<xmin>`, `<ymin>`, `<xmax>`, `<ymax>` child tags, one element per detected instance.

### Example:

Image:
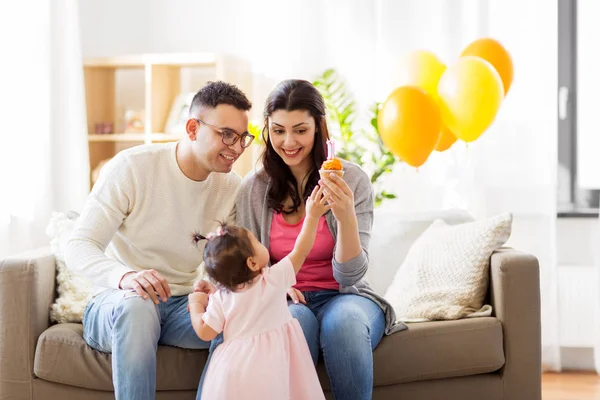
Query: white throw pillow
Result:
<box><xmin>368</xmin><ymin>208</ymin><xmax>474</xmax><ymax>295</ymax></box>
<box><xmin>384</xmin><ymin>212</ymin><xmax>512</xmax><ymax>322</ymax></box>
<box><xmin>46</xmin><ymin>211</ymin><xmax>94</xmax><ymax>323</ymax></box>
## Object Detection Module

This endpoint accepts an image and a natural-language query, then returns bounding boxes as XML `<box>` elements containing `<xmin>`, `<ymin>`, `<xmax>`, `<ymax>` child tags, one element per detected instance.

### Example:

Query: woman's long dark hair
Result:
<box><xmin>260</xmin><ymin>79</ymin><xmax>330</xmax><ymax>214</ymax></box>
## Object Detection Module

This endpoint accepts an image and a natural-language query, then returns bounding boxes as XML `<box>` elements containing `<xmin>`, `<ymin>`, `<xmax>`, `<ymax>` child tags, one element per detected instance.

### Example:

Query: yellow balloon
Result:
<box><xmin>396</xmin><ymin>50</ymin><xmax>446</xmax><ymax>98</ymax></box>
<box><xmin>437</xmin><ymin>56</ymin><xmax>504</xmax><ymax>142</ymax></box>
<box><xmin>397</xmin><ymin>50</ymin><xmax>458</xmax><ymax>150</ymax></box>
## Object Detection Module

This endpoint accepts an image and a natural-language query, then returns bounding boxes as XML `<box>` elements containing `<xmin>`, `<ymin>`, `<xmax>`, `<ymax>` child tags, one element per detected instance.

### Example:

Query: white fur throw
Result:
<box><xmin>384</xmin><ymin>212</ymin><xmax>512</xmax><ymax>322</ymax></box>
<box><xmin>46</xmin><ymin>211</ymin><xmax>94</xmax><ymax>323</ymax></box>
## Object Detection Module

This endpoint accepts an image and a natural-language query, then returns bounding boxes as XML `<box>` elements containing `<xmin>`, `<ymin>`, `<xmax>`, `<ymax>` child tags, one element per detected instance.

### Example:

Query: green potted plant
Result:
<box><xmin>313</xmin><ymin>69</ymin><xmax>400</xmax><ymax>206</ymax></box>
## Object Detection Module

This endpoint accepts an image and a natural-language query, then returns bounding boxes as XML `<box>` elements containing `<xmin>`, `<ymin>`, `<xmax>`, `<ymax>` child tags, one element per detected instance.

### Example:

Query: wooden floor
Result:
<box><xmin>543</xmin><ymin>372</ymin><xmax>600</xmax><ymax>400</ymax></box>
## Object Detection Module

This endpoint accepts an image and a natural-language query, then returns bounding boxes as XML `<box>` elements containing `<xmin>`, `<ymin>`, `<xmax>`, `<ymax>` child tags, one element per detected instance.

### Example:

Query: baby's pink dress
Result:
<box><xmin>200</xmin><ymin>256</ymin><xmax>325</xmax><ymax>400</ymax></box>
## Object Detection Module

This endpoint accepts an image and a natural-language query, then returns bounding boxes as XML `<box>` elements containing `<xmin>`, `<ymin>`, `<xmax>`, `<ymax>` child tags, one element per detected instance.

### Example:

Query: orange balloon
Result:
<box><xmin>434</xmin><ymin>125</ymin><xmax>457</xmax><ymax>152</ymax></box>
<box><xmin>378</xmin><ymin>86</ymin><xmax>441</xmax><ymax>168</ymax></box>
<box><xmin>460</xmin><ymin>37</ymin><xmax>513</xmax><ymax>95</ymax></box>
<box><xmin>396</xmin><ymin>50</ymin><xmax>454</xmax><ymax>153</ymax></box>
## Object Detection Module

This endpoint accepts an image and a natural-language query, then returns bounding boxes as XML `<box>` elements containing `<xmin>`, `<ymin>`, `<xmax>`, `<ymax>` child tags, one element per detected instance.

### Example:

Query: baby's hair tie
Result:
<box><xmin>192</xmin><ymin>225</ymin><xmax>226</xmax><ymax>245</ymax></box>
<box><xmin>192</xmin><ymin>232</ymin><xmax>208</xmax><ymax>245</ymax></box>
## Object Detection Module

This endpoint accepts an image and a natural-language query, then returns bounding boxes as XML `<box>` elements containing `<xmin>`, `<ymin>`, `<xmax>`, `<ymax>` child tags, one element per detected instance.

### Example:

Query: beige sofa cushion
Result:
<box><xmin>34</xmin><ymin>324</ymin><xmax>208</xmax><ymax>391</ymax></box>
<box><xmin>34</xmin><ymin>318</ymin><xmax>504</xmax><ymax>391</ymax></box>
<box><xmin>368</xmin><ymin>317</ymin><xmax>505</xmax><ymax>387</ymax></box>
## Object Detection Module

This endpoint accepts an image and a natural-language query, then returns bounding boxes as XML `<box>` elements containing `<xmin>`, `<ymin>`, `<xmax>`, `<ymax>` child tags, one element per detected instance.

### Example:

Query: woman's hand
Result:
<box><xmin>287</xmin><ymin>287</ymin><xmax>306</xmax><ymax>305</ymax></box>
<box><xmin>319</xmin><ymin>173</ymin><xmax>356</xmax><ymax>224</ymax></box>
<box><xmin>305</xmin><ymin>184</ymin><xmax>330</xmax><ymax>219</ymax></box>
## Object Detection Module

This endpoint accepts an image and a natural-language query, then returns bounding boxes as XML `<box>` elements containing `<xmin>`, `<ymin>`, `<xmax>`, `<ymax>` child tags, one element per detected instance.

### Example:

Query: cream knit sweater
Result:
<box><xmin>65</xmin><ymin>142</ymin><xmax>240</xmax><ymax>296</ymax></box>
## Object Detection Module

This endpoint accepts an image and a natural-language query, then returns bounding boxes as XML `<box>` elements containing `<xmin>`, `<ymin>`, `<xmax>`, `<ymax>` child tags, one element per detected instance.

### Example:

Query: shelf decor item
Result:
<box><xmin>124</xmin><ymin>109</ymin><xmax>145</xmax><ymax>133</ymax></box>
<box><xmin>164</xmin><ymin>92</ymin><xmax>195</xmax><ymax>135</ymax></box>
<box><xmin>94</xmin><ymin>122</ymin><xmax>114</xmax><ymax>134</ymax></box>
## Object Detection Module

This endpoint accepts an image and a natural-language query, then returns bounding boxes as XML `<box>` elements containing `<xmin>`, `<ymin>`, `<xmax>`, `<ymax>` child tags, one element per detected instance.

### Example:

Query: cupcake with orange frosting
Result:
<box><xmin>319</xmin><ymin>140</ymin><xmax>344</xmax><ymax>179</ymax></box>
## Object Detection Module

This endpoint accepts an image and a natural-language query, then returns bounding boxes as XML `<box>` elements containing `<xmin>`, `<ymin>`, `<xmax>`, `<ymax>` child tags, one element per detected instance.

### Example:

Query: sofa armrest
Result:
<box><xmin>0</xmin><ymin>247</ymin><xmax>56</xmax><ymax>400</ymax></box>
<box><xmin>489</xmin><ymin>247</ymin><xmax>541</xmax><ymax>400</ymax></box>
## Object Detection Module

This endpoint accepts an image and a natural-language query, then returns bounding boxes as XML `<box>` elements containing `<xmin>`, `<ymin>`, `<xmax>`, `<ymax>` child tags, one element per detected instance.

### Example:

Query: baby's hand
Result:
<box><xmin>188</xmin><ymin>292</ymin><xmax>209</xmax><ymax>309</ymax></box>
<box><xmin>306</xmin><ymin>184</ymin><xmax>330</xmax><ymax>218</ymax></box>
<box><xmin>193</xmin><ymin>279</ymin><xmax>216</xmax><ymax>295</ymax></box>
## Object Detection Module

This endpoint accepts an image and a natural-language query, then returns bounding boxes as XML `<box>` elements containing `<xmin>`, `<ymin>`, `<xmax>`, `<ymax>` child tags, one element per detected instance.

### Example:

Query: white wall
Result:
<box><xmin>556</xmin><ymin>217</ymin><xmax>599</xmax><ymax>370</ymax></box>
<box><xmin>79</xmin><ymin>0</ymin><xmax>462</xmax><ymax>122</ymax></box>
<box><xmin>81</xmin><ymin>0</ymin><xmax>339</xmax><ymax>119</ymax></box>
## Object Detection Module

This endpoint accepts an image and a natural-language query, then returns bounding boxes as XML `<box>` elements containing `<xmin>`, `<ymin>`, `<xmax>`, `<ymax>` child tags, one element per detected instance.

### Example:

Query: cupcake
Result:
<box><xmin>319</xmin><ymin>140</ymin><xmax>344</xmax><ymax>179</ymax></box>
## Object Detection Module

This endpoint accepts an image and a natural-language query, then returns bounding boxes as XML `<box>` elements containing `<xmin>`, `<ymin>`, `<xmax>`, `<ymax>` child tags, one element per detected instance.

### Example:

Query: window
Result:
<box><xmin>558</xmin><ymin>0</ymin><xmax>600</xmax><ymax>214</ymax></box>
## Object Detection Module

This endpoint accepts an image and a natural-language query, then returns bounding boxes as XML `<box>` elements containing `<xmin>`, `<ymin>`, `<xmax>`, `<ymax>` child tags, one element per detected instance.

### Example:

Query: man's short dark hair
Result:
<box><xmin>189</xmin><ymin>81</ymin><xmax>252</xmax><ymax>116</ymax></box>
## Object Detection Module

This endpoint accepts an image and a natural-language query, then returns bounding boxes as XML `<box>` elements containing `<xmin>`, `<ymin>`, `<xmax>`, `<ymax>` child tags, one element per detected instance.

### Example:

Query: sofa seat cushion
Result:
<box><xmin>368</xmin><ymin>317</ymin><xmax>505</xmax><ymax>387</ymax></box>
<box><xmin>34</xmin><ymin>323</ymin><xmax>208</xmax><ymax>391</ymax></box>
<box><xmin>35</xmin><ymin>318</ymin><xmax>504</xmax><ymax>392</ymax></box>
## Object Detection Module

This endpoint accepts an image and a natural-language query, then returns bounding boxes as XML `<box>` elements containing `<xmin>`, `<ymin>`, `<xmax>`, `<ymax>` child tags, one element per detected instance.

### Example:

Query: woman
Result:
<box><xmin>236</xmin><ymin>79</ymin><xmax>406</xmax><ymax>399</ymax></box>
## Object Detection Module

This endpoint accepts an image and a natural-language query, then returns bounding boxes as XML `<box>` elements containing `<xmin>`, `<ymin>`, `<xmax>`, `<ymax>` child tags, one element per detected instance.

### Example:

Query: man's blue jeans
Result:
<box><xmin>197</xmin><ymin>290</ymin><xmax>385</xmax><ymax>400</ymax></box>
<box><xmin>290</xmin><ymin>290</ymin><xmax>385</xmax><ymax>400</ymax></box>
<box><xmin>82</xmin><ymin>289</ymin><xmax>210</xmax><ymax>400</ymax></box>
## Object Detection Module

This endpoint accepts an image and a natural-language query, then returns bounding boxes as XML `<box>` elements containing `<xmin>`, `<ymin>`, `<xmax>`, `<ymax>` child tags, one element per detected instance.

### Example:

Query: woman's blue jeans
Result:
<box><xmin>289</xmin><ymin>290</ymin><xmax>385</xmax><ymax>400</ymax></box>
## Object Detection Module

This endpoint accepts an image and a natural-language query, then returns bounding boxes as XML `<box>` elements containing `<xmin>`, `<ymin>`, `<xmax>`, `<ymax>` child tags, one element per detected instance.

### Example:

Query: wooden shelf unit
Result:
<box><xmin>87</xmin><ymin>133</ymin><xmax>182</xmax><ymax>142</ymax></box>
<box><xmin>83</xmin><ymin>53</ymin><xmax>253</xmax><ymax>190</ymax></box>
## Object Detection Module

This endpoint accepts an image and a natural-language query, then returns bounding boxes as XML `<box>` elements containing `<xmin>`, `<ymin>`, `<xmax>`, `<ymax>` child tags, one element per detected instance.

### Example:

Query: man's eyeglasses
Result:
<box><xmin>194</xmin><ymin>119</ymin><xmax>255</xmax><ymax>148</ymax></box>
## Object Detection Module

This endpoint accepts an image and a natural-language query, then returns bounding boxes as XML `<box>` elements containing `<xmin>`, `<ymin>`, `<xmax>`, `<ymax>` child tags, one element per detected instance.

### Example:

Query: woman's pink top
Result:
<box><xmin>269</xmin><ymin>212</ymin><xmax>339</xmax><ymax>292</ymax></box>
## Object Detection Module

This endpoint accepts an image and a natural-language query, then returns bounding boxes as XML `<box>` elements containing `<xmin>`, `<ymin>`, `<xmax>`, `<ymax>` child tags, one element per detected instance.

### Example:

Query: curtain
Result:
<box><xmin>0</xmin><ymin>0</ymin><xmax>89</xmax><ymax>257</ymax></box>
<box><xmin>371</xmin><ymin>0</ymin><xmax>560</xmax><ymax>371</ymax></box>
<box><xmin>79</xmin><ymin>0</ymin><xmax>562</xmax><ymax>370</ymax></box>
<box><xmin>159</xmin><ymin>0</ymin><xmax>564</xmax><ymax>370</ymax></box>
<box><xmin>483</xmin><ymin>0</ymin><xmax>560</xmax><ymax>372</ymax></box>
<box><xmin>240</xmin><ymin>0</ymin><xmax>563</xmax><ymax>370</ymax></box>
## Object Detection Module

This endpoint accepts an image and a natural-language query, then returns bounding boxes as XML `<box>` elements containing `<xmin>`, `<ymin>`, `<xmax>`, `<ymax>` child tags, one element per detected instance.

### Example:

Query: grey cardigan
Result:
<box><xmin>235</xmin><ymin>159</ymin><xmax>407</xmax><ymax>335</ymax></box>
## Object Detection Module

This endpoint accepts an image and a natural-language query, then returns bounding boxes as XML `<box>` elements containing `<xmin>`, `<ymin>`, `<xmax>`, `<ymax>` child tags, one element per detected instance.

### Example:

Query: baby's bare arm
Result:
<box><xmin>189</xmin><ymin>302</ymin><xmax>219</xmax><ymax>341</ymax></box>
<box><xmin>288</xmin><ymin>185</ymin><xmax>330</xmax><ymax>273</ymax></box>
<box><xmin>288</xmin><ymin>215</ymin><xmax>320</xmax><ymax>273</ymax></box>
<box><xmin>188</xmin><ymin>293</ymin><xmax>218</xmax><ymax>341</ymax></box>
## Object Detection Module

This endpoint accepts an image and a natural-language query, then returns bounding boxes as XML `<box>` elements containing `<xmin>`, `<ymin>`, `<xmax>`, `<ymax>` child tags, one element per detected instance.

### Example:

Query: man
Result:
<box><xmin>65</xmin><ymin>81</ymin><xmax>253</xmax><ymax>399</ymax></box>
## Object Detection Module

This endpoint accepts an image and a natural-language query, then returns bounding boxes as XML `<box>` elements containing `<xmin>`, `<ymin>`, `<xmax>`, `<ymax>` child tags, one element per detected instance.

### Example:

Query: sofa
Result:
<box><xmin>0</xmin><ymin>210</ymin><xmax>542</xmax><ymax>400</ymax></box>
